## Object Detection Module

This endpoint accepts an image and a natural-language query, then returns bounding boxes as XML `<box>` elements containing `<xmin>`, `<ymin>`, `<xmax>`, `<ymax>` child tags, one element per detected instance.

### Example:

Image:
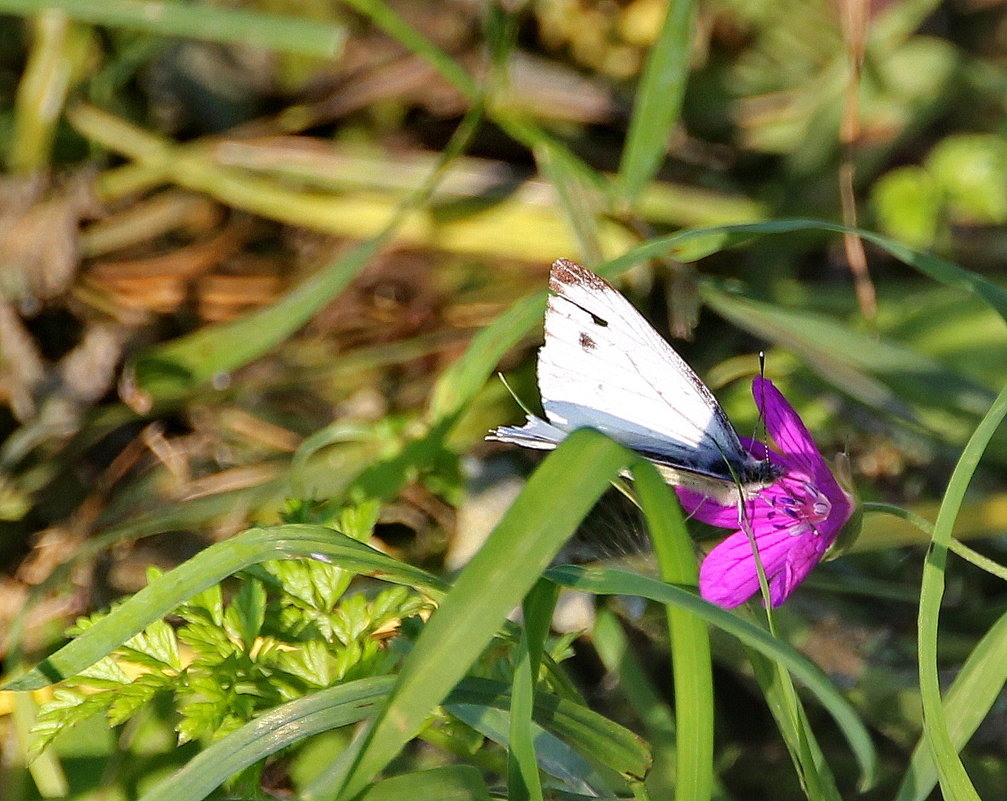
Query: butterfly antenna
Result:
<box><xmin>755</xmin><ymin>351</ymin><xmax>773</xmax><ymax>468</ymax></box>
<box><xmin>497</xmin><ymin>373</ymin><xmax>536</xmax><ymax>417</ymax></box>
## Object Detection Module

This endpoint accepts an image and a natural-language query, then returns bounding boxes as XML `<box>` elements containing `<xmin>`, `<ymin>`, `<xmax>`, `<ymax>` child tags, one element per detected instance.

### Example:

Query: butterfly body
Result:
<box><xmin>489</xmin><ymin>259</ymin><xmax>779</xmax><ymax>505</ymax></box>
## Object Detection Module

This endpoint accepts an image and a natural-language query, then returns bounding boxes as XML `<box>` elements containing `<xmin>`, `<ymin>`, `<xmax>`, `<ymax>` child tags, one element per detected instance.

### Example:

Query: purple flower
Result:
<box><xmin>677</xmin><ymin>377</ymin><xmax>858</xmax><ymax>609</ymax></box>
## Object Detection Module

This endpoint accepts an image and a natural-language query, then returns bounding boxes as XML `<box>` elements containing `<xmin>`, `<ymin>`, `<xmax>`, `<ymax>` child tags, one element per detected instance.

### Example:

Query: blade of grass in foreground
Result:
<box><xmin>334</xmin><ymin>430</ymin><xmax>632</xmax><ymax>801</ymax></box>
<box><xmin>546</xmin><ymin>565</ymin><xmax>877</xmax><ymax>790</ymax></box>
<box><xmin>134</xmin><ymin>673</ymin><xmax>647</xmax><ymax>801</ymax></box>
<box><xmin>742</xmin><ymin>641</ymin><xmax>842</xmax><ymax>800</ymax></box>
<box><xmin>917</xmin><ymin>382</ymin><xmax>1007</xmax><ymax>801</ymax></box>
<box><xmin>3</xmin><ymin>527</ymin><xmax>448</xmax><ymax>691</ymax></box>
<box><xmin>632</xmin><ymin>461</ymin><xmax>713</xmax><ymax>801</ymax></box>
<box><xmin>508</xmin><ymin>580</ymin><xmax>558</xmax><ymax>801</ymax></box>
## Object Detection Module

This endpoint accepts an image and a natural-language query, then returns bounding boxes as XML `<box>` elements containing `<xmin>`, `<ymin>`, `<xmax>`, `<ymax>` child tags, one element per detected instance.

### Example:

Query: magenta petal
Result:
<box><xmin>699</xmin><ymin>524</ymin><xmax>827</xmax><ymax>608</ymax></box>
<box><xmin>677</xmin><ymin>489</ymin><xmax>754</xmax><ymax>527</ymax></box>
<box><xmin>752</xmin><ymin>377</ymin><xmax>822</xmax><ymax>478</ymax></box>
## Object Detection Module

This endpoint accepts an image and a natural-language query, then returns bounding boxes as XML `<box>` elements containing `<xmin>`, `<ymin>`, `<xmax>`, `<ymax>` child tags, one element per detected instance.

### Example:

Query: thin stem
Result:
<box><xmin>865</xmin><ymin>502</ymin><xmax>1007</xmax><ymax>581</ymax></box>
<box><xmin>863</xmin><ymin>502</ymin><xmax>934</xmax><ymax>536</ymax></box>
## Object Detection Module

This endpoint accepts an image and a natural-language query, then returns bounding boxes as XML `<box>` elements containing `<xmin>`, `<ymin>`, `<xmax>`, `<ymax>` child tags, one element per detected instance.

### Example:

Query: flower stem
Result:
<box><xmin>865</xmin><ymin>502</ymin><xmax>1007</xmax><ymax>581</ymax></box>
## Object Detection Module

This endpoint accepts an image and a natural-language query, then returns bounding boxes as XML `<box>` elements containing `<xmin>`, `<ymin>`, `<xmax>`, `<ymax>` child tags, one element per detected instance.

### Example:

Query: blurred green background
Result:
<box><xmin>1</xmin><ymin>0</ymin><xmax>1007</xmax><ymax>799</ymax></box>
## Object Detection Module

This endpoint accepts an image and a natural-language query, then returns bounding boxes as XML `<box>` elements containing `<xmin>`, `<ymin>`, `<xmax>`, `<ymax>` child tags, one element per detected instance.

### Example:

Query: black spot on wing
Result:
<box><xmin>579</xmin><ymin>332</ymin><xmax>596</xmax><ymax>351</ymax></box>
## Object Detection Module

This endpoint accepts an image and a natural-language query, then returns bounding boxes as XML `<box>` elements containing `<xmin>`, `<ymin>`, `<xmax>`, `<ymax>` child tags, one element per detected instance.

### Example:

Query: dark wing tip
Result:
<box><xmin>550</xmin><ymin>258</ymin><xmax>608</xmax><ymax>294</ymax></box>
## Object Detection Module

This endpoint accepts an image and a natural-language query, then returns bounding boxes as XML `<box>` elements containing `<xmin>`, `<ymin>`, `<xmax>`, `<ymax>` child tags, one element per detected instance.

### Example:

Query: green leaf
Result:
<box><xmin>4</xmin><ymin>526</ymin><xmax>448</xmax><ymax>691</ymax></box>
<box><xmin>30</xmin><ymin>688</ymin><xmax>110</xmax><ymax>758</ymax></box>
<box><xmin>107</xmin><ymin>673</ymin><xmax>172</xmax><ymax>727</ymax></box>
<box><xmin>225</xmin><ymin>579</ymin><xmax>267</xmax><ymax>651</ymax></box>
<box><xmin>335</xmin><ymin>430</ymin><xmax>633</xmax><ymax>800</ymax></box>
<box><xmin>618</xmin><ymin>0</ymin><xmax>699</xmax><ymax>202</ymax></box>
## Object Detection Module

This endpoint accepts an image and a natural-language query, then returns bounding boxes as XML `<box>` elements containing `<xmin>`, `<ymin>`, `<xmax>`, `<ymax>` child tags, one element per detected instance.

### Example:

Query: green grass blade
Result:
<box><xmin>137</xmin><ymin>677</ymin><xmax>397</xmax><ymax>801</ymax></box>
<box><xmin>546</xmin><ymin>565</ymin><xmax>878</xmax><ymax>790</ymax></box>
<box><xmin>742</xmin><ymin>643</ymin><xmax>842</xmax><ymax>800</ymax></box>
<box><xmin>0</xmin><ymin>0</ymin><xmax>344</xmax><ymax>57</ymax></box>
<box><xmin>3</xmin><ymin>526</ymin><xmax>448</xmax><ymax>690</ymax></box>
<box><xmin>618</xmin><ymin>0</ymin><xmax>699</xmax><ymax>202</ymax></box>
<box><xmin>129</xmin><ymin>98</ymin><xmax>485</xmax><ymax>400</ymax></box>
<box><xmin>133</xmin><ymin>233</ymin><xmax>389</xmax><ymax>399</ymax></box>
<box><xmin>427</xmin><ymin>292</ymin><xmax>546</xmax><ymax>422</ymax></box>
<box><xmin>429</xmin><ymin>219</ymin><xmax>1006</xmax><ymax>431</ymax></box>
<box><xmin>917</xmin><ymin>383</ymin><xmax>1007</xmax><ymax>800</ymax></box>
<box><xmin>447</xmin><ymin>676</ymin><xmax>651</xmax><ymax>781</ymax></box>
<box><xmin>334</xmin><ymin>429</ymin><xmax>632</xmax><ymax>800</ymax></box>
<box><xmin>897</xmin><ymin>607</ymin><xmax>1007</xmax><ymax>801</ymax></box>
<box><xmin>509</xmin><ymin>580</ymin><xmax>558</xmax><ymax>801</ymax></box>
<box><xmin>701</xmin><ymin>285</ymin><xmax>992</xmax><ymax>435</ymax></box>
<box><xmin>631</xmin><ymin>462</ymin><xmax>712</xmax><ymax>801</ymax></box>
<box><xmin>604</xmin><ymin>220</ymin><xmax>1007</xmax><ymax>323</ymax></box>
<box><xmin>132</xmin><ymin>670</ymin><xmax>644</xmax><ymax>801</ymax></box>
<box><xmin>448</xmin><ymin>704</ymin><xmax>614</xmax><ymax>796</ymax></box>
<box><xmin>536</xmin><ymin>141</ymin><xmax>605</xmax><ymax>266</ymax></box>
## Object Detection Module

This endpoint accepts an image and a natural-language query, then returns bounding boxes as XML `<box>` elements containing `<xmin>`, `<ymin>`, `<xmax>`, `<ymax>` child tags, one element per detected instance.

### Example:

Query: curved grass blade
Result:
<box><xmin>427</xmin><ymin>291</ymin><xmax>546</xmax><ymax>422</ymax></box>
<box><xmin>896</xmin><ymin>607</ymin><xmax>1007</xmax><ymax>801</ymax></box>
<box><xmin>137</xmin><ymin>676</ymin><xmax>397</xmax><ymax>801</ymax></box>
<box><xmin>631</xmin><ymin>461</ymin><xmax>713</xmax><ymax>801</ymax></box>
<box><xmin>133</xmin><ymin>673</ymin><xmax>645</xmax><ymax>801</ymax></box>
<box><xmin>618</xmin><ymin>0</ymin><xmax>699</xmax><ymax>202</ymax></box>
<box><xmin>605</xmin><ymin>221</ymin><xmax>1007</xmax><ymax>323</ymax></box>
<box><xmin>334</xmin><ymin>430</ymin><xmax>633</xmax><ymax>800</ymax></box>
<box><xmin>431</xmin><ymin>220</ymin><xmax>1006</xmax><ymax>436</ymax></box>
<box><xmin>702</xmin><ymin>285</ymin><xmax>993</xmax><ymax>437</ymax></box>
<box><xmin>132</xmin><ymin>234</ymin><xmax>389</xmax><ymax>399</ymax></box>
<box><xmin>448</xmin><ymin>704</ymin><xmax>612</xmax><ymax>797</ymax></box>
<box><xmin>917</xmin><ymin>382</ymin><xmax>1007</xmax><ymax>800</ymax></box>
<box><xmin>545</xmin><ymin>565</ymin><xmax>877</xmax><ymax>790</ymax></box>
<box><xmin>4</xmin><ymin>526</ymin><xmax>448</xmax><ymax>691</ymax></box>
<box><xmin>447</xmin><ymin>676</ymin><xmax>651</xmax><ymax>781</ymax></box>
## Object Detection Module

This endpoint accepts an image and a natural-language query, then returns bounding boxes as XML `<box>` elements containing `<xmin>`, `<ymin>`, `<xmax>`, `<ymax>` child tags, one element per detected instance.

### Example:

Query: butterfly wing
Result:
<box><xmin>529</xmin><ymin>259</ymin><xmax>760</xmax><ymax>486</ymax></box>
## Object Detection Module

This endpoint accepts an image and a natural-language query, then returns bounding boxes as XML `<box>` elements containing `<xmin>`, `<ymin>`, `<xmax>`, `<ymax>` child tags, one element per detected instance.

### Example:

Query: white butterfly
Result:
<box><xmin>488</xmin><ymin>258</ymin><xmax>779</xmax><ymax>504</ymax></box>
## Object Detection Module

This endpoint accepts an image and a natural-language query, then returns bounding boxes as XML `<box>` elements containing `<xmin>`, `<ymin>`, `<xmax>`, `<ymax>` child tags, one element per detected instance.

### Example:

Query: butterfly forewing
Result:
<box><xmin>537</xmin><ymin>259</ymin><xmax>751</xmax><ymax>483</ymax></box>
<box><xmin>489</xmin><ymin>259</ymin><xmax>779</xmax><ymax>499</ymax></box>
